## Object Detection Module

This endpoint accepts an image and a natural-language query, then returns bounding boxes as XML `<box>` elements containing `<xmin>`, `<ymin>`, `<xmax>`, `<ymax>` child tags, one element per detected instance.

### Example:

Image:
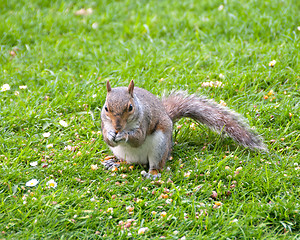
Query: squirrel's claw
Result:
<box><xmin>141</xmin><ymin>170</ymin><xmax>161</xmax><ymax>180</ymax></box>
<box><xmin>102</xmin><ymin>159</ymin><xmax>120</xmax><ymax>170</ymax></box>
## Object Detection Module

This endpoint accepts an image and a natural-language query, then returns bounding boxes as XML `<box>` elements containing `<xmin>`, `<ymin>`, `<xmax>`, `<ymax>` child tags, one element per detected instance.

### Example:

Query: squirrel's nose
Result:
<box><xmin>114</xmin><ymin>118</ymin><xmax>123</xmax><ymax>132</ymax></box>
<box><xmin>115</xmin><ymin>125</ymin><xmax>122</xmax><ymax>132</ymax></box>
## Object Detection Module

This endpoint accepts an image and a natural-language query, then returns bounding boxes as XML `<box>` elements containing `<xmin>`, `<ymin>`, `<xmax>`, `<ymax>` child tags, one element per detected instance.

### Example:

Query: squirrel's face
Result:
<box><xmin>103</xmin><ymin>94</ymin><xmax>135</xmax><ymax>132</ymax></box>
<box><xmin>102</xmin><ymin>80</ymin><xmax>136</xmax><ymax>133</ymax></box>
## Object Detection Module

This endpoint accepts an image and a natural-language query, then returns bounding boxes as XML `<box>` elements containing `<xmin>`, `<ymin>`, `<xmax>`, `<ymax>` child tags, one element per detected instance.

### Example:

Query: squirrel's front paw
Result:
<box><xmin>102</xmin><ymin>159</ymin><xmax>120</xmax><ymax>170</ymax></box>
<box><xmin>114</xmin><ymin>131</ymin><xmax>128</xmax><ymax>143</ymax></box>
<box><xmin>107</xmin><ymin>131</ymin><xmax>117</xmax><ymax>142</ymax></box>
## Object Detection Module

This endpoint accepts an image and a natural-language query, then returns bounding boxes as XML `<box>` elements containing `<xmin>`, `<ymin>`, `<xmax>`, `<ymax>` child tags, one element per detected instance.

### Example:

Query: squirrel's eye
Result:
<box><xmin>128</xmin><ymin>104</ymin><xmax>133</xmax><ymax>112</ymax></box>
<box><xmin>105</xmin><ymin>106</ymin><xmax>108</xmax><ymax>112</ymax></box>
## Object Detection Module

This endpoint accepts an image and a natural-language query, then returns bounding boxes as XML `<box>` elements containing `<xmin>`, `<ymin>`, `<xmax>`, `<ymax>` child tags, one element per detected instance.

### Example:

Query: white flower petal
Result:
<box><xmin>30</xmin><ymin>161</ymin><xmax>38</xmax><ymax>167</ymax></box>
<box><xmin>92</xmin><ymin>22</ymin><xmax>98</xmax><ymax>29</ymax></box>
<box><xmin>269</xmin><ymin>60</ymin><xmax>276</xmax><ymax>67</ymax></box>
<box><xmin>59</xmin><ymin>120</ymin><xmax>68</xmax><ymax>127</ymax></box>
<box><xmin>26</xmin><ymin>179</ymin><xmax>39</xmax><ymax>187</ymax></box>
<box><xmin>1</xmin><ymin>84</ymin><xmax>10</xmax><ymax>92</ymax></box>
<box><xmin>43</xmin><ymin>132</ymin><xmax>51</xmax><ymax>138</ymax></box>
<box><xmin>138</xmin><ymin>227</ymin><xmax>149</xmax><ymax>234</ymax></box>
<box><xmin>218</xmin><ymin>5</ymin><xmax>224</xmax><ymax>11</ymax></box>
<box><xmin>46</xmin><ymin>179</ymin><xmax>57</xmax><ymax>188</ymax></box>
<box><xmin>219</xmin><ymin>73</ymin><xmax>225</xmax><ymax>79</ymax></box>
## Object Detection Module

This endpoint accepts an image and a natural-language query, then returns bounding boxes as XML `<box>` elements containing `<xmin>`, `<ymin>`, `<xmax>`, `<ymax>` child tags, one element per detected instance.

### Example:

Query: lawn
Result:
<box><xmin>0</xmin><ymin>0</ymin><xmax>299</xmax><ymax>239</ymax></box>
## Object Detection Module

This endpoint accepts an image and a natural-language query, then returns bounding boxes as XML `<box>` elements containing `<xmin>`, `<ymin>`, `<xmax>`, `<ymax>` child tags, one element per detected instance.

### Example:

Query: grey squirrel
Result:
<box><xmin>101</xmin><ymin>80</ymin><xmax>267</xmax><ymax>178</ymax></box>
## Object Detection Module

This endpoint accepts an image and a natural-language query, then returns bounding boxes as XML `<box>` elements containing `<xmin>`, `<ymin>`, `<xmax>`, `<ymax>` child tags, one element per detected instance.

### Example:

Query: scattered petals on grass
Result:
<box><xmin>269</xmin><ymin>60</ymin><xmax>276</xmax><ymax>67</ymax></box>
<box><xmin>219</xmin><ymin>73</ymin><xmax>225</xmax><ymax>79</ymax></box>
<box><xmin>43</xmin><ymin>132</ymin><xmax>51</xmax><ymax>138</ymax></box>
<box><xmin>230</xmin><ymin>218</ymin><xmax>239</xmax><ymax>223</ymax></box>
<box><xmin>90</xmin><ymin>197</ymin><xmax>96</xmax><ymax>202</ymax></box>
<box><xmin>119</xmin><ymin>220</ymin><xmax>131</xmax><ymax>229</ymax></box>
<box><xmin>26</xmin><ymin>179</ymin><xmax>39</xmax><ymax>187</ymax></box>
<box><xmin>126</xmin><ymin>206</ymin><xmax>134</xmax><ymax>215</ymax></box>
<box><xmin>64</xmin><ymin>145</ymin><xmax>78</xmax><ymax>151</ymax></box>
<box><xmin>218</xmin><ymin>4</ymin><xmax>224</xmax><ymax>11</ymax></box>
<box><xmin>184</xmin><ymin>171</ymin><xmax>191</xmax><ymax>178</ymax></box>
<box><xmin>46</xmin><ymin>179</ymin><xmax>57</xmax><ymax>188</ymax></box>
<box><xmin>211</xmin><ymin>191</ymin><xmax>218</xmax><ymax>199</ymax></box>
<box><xmin>1</xmin><ymin>84</ymin><xmax>10</xmax><ymax>92</ymax></box>
<box><xmin>46</xmin><ymin>144</ymin><xmax>53</xmax><ymax>148</ymax></box>
<box><xmin>166</xmin><ymin>199</ymin><xmax>173</xmax><ymax>204</ymax></box>
<box><xmin>138</xmin><ymin>227</ymin><xmax>149</xmax><ymax>235</ymax></box>
<box><xmin>126</xmin><ymin>206</ymin><xmax>134</xmax><ymax>212</ymax></box>
<box><xmin>92</xmin><ymin>22</ymin><xmax>99</xmax><ymax>29</ymax></box>
<box><xmin>10</xmin><ymin>50</ymin><xmax>17</xmax><ymax>57</ymax></box>
<box><xmin>151</xmin><ymin>211</ymin><xmax>157</xmax><ymax>216</ymax></box>
<box><xmin>30</xmin><ymin>161</ymin><xmax>38</xmax><ymax>167</ymax></box>
<box><xmin>160</xmin><ymin>211</ymin><xmax>167</xmax><ymax>217</ymax></box>
<box><xmin>14</xmin><ymin>91</ymin><xmax>19</xmax><ymax>95</ymax></box>
<box><xmin>91</xmin><ymin>164</ymin><xmax>98</xmax><ymax>170</ymax></box>
<box><xmin>177</xmin><ymin>124</ymin><xmax>182</xmax><ymax>129</ymax></box>
<box><xmin>19</xmin><ymin>85</ymin><xmax>27</xmax><ymax>89</ymax></box>
<box><xmin>76</xmin><ymin>151</ymin><xmax>82</xmax><ymax>157</ymax></box>
<box><xmin>59</xmin><ymin>120</ymin><xmax>68</xmax><ymax>127</ymax></box>
<box><xmin>107</xmin><ymin>208</ymin><xmax>113</xmax><ymax>214</ymax></box>
<box><xmin>213</xmin><ymin>201</ymin><xmax>223</xmax><ymax>209</ymax></box>
<box><xmin>219</xmin><ymin>100</ymin><xmax>227</xmax><ymax>106</ymax></box>
<box><xmin>298</xmin><ymin>26</ymin><xmax>300</xmax><ymax>31</ymax></box>
<box><xmin>201</xmin><ymin>81</ymin><xmax>223</xmax><ymax>88</ymax></box>
<box><xmin>75</xmin><ymin>8</ymin><xmax>93</xmax><ymax>16</ymax></box>
<box><xmin>236</xmin><ymin>167</ymin><xmax>243</xmax><ymax>171</ymax></box>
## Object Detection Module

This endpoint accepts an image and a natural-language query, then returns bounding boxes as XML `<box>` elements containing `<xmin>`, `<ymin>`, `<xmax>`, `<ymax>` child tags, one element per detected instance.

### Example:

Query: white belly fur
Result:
<box><xmin>110</xmin><ymin>130</ymin><xmax>165</xmax><ymax>165</ymax></box>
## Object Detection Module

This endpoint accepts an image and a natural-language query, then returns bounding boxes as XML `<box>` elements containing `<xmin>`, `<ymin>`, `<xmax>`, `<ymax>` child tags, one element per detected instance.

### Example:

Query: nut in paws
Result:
<box><xmin>114</xmin><ymin>131</ymin><xmax>128</xmax><ymax>143</ymax></box>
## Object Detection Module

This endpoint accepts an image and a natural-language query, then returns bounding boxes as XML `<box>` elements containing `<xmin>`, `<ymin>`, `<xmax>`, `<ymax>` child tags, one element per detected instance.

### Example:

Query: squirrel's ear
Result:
<box><xmin>128</xmin><ymin>80</ymin><xmax>134</xmax><ymax>97</ymax></box>
<box><xmin>106</xmin><ymin>80</ymin><xmax>111</xmax><ymax>93</ymax></box>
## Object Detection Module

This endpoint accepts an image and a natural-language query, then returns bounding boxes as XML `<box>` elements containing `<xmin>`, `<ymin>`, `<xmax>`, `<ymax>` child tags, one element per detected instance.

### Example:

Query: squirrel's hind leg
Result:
<box><xmin>142</xmin><ymin>130</ymin><xmax>172</xmax><ymax>179</ymax></box>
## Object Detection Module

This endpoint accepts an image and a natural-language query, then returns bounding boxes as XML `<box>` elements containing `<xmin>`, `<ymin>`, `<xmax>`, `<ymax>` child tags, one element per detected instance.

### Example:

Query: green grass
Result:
<box><xmin>0</xmin><ymin>0</ymin><xmax>299</xmax><ymax>239</ymax></box>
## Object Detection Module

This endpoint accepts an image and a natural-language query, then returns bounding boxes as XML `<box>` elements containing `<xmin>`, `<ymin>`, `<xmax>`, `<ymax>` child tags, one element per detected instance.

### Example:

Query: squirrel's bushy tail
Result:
<box><xmin>163</xmin><ymin>91</ymin><xmax>267</xmax><ymax>151</ymax></box>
